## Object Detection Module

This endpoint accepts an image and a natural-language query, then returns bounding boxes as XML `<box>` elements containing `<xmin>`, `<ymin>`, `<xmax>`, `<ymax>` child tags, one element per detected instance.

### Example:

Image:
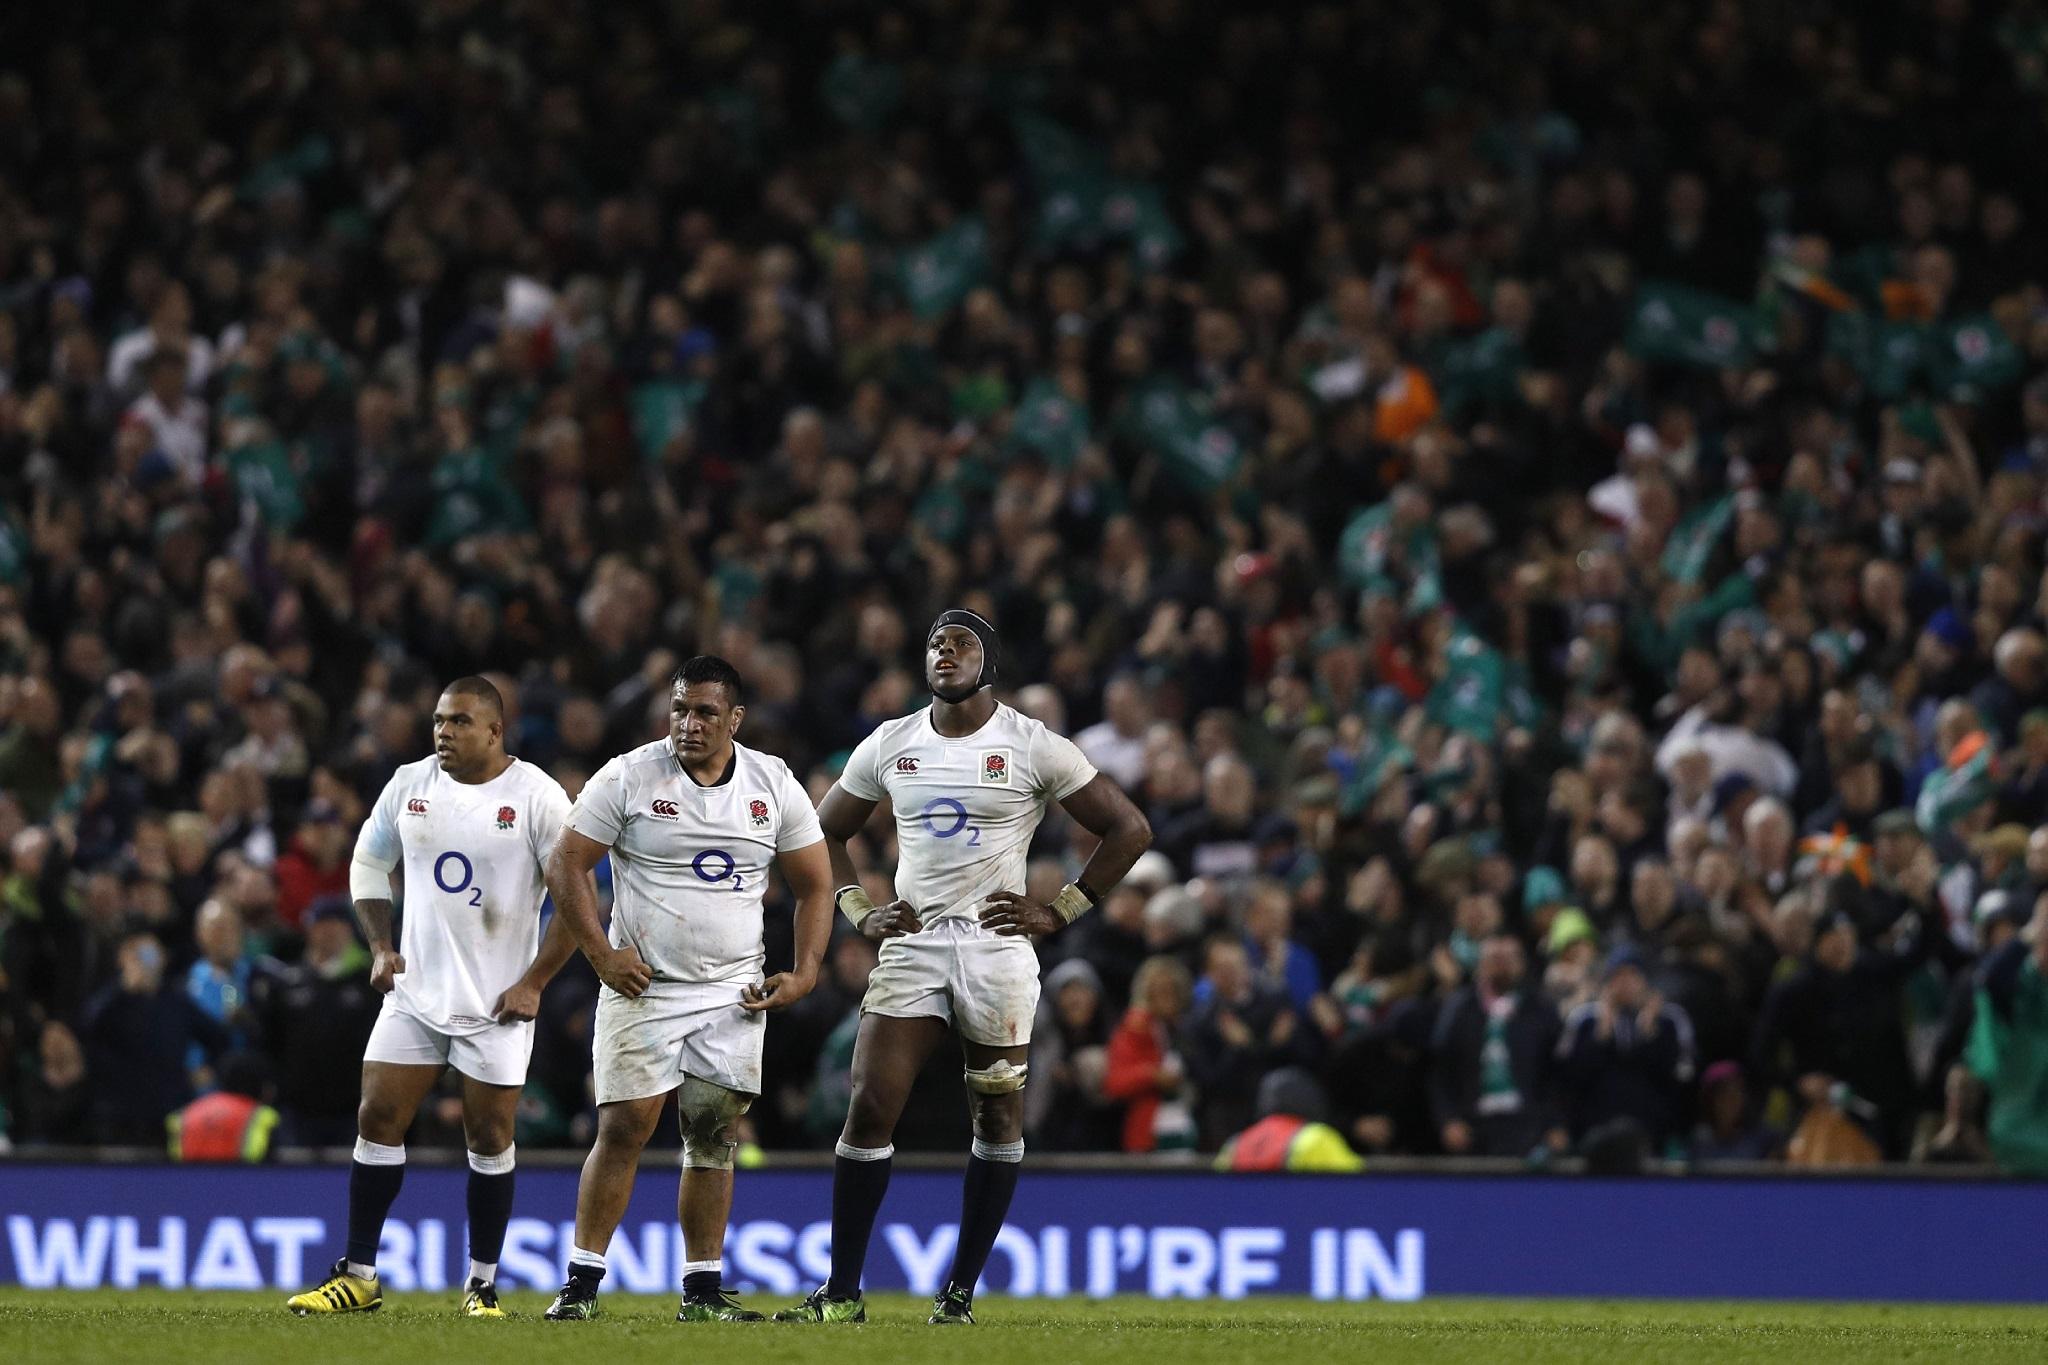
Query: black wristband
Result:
<box><xmin>1074</xmin><ymin>878</ymin><xmax>1102</xmax><ymax>907</ymax></box>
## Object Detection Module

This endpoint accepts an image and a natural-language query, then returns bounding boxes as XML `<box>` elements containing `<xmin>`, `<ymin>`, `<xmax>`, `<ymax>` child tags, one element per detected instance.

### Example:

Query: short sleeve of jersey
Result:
<box><xmin>837</xmin><ymin>726</ymin><xmax>888</xmax><ymax>802</ymax></box>
<box><xmin>355</xmin><ymin>772</ymin><xmax>404</xmax><ymax>868</ymax></box>
<box><xmin>1032</xmin><ymin>726</ymin><xmax>1098</xmax><ymax>801</ymax></box>
<box><xmin>527</xmin><ymin>773</ymin><xmax>574</xmax><ymax>864</ymax></box>
<box><xmin>774</xmin><ymin>765</ymin><xmax>826</xmax><ymax>853</ymax></box>
<box><xmin>568</xmin><ymin>756</ymin><xmax>630</xmax><ymax>846</ymax></box>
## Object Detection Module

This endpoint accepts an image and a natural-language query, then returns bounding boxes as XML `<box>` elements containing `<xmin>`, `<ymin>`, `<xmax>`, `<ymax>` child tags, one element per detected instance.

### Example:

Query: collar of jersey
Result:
<box><xmin>923</xmin><ymin>702</ymin><xmax>1003</xmax><ymax>743</ymax></box>
<box><xmin>671</xmin><ymin>743</ymin><xmax>738</xmax><ymax>788</ymax></box>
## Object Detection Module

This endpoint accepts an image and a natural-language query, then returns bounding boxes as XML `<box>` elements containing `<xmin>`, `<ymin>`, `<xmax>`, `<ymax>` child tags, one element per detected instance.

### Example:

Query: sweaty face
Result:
<box><xmin>670</xmin><ymin>682</ymin><xmax>742</xmax><ymax>762</ymax></box>
<box><xmin>926</xmin><ymin>624</ymin><xmax>985</xmax><ymax>701</ymax></box>
<box><xmin>433</xmin><ymin>690</ymin><xmax>502</xmax><ymax>776</ymax></box>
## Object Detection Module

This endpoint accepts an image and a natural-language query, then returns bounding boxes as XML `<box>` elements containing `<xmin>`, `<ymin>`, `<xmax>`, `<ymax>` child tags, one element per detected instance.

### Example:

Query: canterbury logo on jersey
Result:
<box><xmin>896</xmin><ymin>756</ymin><xmax>920</xmax><ymax>772</ymax></box>
<box><xmin>406</xmin><ymin>798</ymin><xmax>429</xmax><ymax>816</ymax></box>
<box><xmin>650</xmin><ymin>799</ymin><xmax>681</xmax><ymax>819</ymax></box>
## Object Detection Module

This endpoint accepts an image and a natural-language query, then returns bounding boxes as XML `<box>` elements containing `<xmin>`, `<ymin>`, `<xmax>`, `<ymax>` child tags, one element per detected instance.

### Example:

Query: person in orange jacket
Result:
<box><xmin>1215</xmin><ymin>1067</ymin><xmax>1364</xmax><ymax>1172</ymax></box>
<box><xmin>167</xmin><ymin>1052</ymin><xmax>280</xmax><ymax>1162</ymax></box>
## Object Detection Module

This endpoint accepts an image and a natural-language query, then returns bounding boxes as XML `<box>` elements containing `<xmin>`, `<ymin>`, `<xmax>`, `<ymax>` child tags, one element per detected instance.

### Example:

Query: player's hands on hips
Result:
<box><xmin>598</xmin><ymin>945</ymin><xmax>653</xmax><ymax>998</ymax></box>
<box><xmin>979</xmin><ymin>890</ymin><xmax>1061</xmax><ymax>937</ymax></box>
<box><xmin>741</xmin><ymin>967</ymin><xmax>817</xmax><ymax>1013</ymax></box>
<box><xmin>860</xmin><ymin>900</ymin><xmax>923</xmax><ymax>941</ymax></box>
<box><xmin>491</xmin><ymin>977</ymin><xmax>543</xmax><ymax>1023</ymax></box>
<box><xmin>370</xmin><ymin>949</ymin><xmax>406</xmax><ymax>994</ymax></box>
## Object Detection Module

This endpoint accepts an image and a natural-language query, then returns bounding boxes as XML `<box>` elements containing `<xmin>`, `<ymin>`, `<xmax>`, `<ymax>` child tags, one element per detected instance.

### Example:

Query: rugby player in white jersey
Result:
<box><xmin>287</xmin><ymin>676</ymin><xmax>580</xmax><ymax>1319</ymax></box>
<box><xmin>775</xmin><ymin>609</ymin><xmax>1152</xmax><ymax>1326</ymax></box>
<box><xmin>540</xmin><ymin>655</ymin><xmax>834</xmax><ymax>1323</ymax></box>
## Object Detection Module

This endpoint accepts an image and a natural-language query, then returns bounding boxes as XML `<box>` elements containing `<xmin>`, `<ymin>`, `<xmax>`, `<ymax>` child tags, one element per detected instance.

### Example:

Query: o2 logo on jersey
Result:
<box><xmin>496</xmin><ymin>805</ymin><xmax>516</xmax><ymax>831</ymax></box>
<box><xmin>980</xmin><ymin>750</ymin><xmax>1011</xmax><ymax>785</ymax></box>
<box><xmin>692</xmin><ymin>848</ymin><xmax>746</xmax><ymax>892</ymax></box>
<box><xmin>920</xmin><ymin>796</ymin><xmax>983</xmax><ymax>847</ymax></box>
<box><xmin>650</xmin><ymin>799</ymin><xmax>681</xmax><ymax>820</ymax></box>
<box><xmin>434</xmin><ymin>851</ymin><xmax>482</xmax><ymax>907</ymax></box>
<box><xmin>746</xmin><ymin>797</ymin><xmax>771</xmax><ymax>832</ymax></box>
<box><xmin>406</xmin><ymin>798</ymin><xmax>429</xmax><ymax>817</ymax></box>
<box><xmin>896</xmin><ymin>756</ymin><xmax>921</xmax><ymax>773</ymax></box>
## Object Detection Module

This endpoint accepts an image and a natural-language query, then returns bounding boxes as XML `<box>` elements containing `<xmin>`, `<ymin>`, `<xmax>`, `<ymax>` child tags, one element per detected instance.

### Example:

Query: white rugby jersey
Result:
<box><xmin>839</xmin><ymin>702</ymin><xmax>1097</xmax><ymax>923</ymax></box>
<box><xmin>356</xmin><ymin>756</ymin><xmax>572</xmax><ymax>1034</ymax></box>
<box><xmin>567</xmin><ymin>739</ymin><xmax>824</xmax><ymax>988</ymax></box>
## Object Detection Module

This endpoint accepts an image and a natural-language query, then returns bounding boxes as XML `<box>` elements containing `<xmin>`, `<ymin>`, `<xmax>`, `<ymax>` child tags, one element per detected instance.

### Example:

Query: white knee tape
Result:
<box><xmin>678</xmin><ymin>1076</ymin><xmax>751</xmax><ymax>1170</ymax></box>
<box><xmin>354</xmin><ymin>1138</ymin><xmax>406</xmax><ymax>1166</ymax></box>
<box><xmin>468</xmin><ymin>1146</ymin><xmax>515</xmax><ymax>1175</ymax></box>
<box><xmin>964</xmin><ymin>1059</ymin><xmax>1028</xmax><ymax>1094</ymax></box>
<box><xmin>971</xmin><ymin>1137</ymin><xmax>1025</xmax><ymax>1163</ymax></box>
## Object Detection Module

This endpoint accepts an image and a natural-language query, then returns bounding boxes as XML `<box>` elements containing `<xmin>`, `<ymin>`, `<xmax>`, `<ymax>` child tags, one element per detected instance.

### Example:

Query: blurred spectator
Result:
<box><xmin>167</xmin><ymin>1052</ymin><xmax>279</xmax><ymax>1162</ymax></box>
<box><xmin>247</xmin><ymin>898</ymin><xmax>376</xmax><ymax>1146</ymax></box>
<box><xmin>1105</xmin><ymin>956</ymin><xmax>1197</xmax><ymax>1154</ymax></box>
<box><xmin>1215</xmin><ymin>1067</ymin><xmax>1364</xmax><ymax>1173</ymax></box>
<box><xmin>1029</xmin><ymin>959</ymin><xmax>1120</xmax><ymax>1152</ymax></box>
<box><xmin>1753</xmin><ymin>911</ymin><xmax>1933</xmax><ymax>1158</ymax></box>
<box><xmin>1965</xmin><ymin>916</ymin><xmax>2048</xmax><ymax>1175</ymax></box>
<box><xmin>1690</xmin><ymin>1062</ymin><xmax>1776</xmax><ymax>1163</ymax></box>
<box><xmin>13</xmin><ymin>1021</ymin><xmax>91</xmax><ymax>1145</ymax></box>
<box><xmin>1555</xmin><ymin>946</ymin><xmax>1697</xmax><ymax>1151</ymax></box>
<box><xmin>81</xmin><ymin>929</ymin><xmax>227</xmax><ymax>1143</ymax></box>
<box><xmin>272</xmin><ymin>800</ymin><xmax>350</xmax><ymax>930</ymax></box>
<box><xmin>1428</xmin><ymin>935</ymin><xmax>1564</xmax><ymax>1158</ymax></box>
<box><xmin>1187</xmin><ymin>936</ymin><xmax>1312</xmax><ymax>1148</ymax></box>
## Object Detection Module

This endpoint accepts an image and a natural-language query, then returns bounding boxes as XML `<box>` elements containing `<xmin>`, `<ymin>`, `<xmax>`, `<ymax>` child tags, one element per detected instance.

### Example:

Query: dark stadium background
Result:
<box><xmin>1</xmin><ymin>0</ymin><xmax>2046</xmax><ymax>1199</ymax></box>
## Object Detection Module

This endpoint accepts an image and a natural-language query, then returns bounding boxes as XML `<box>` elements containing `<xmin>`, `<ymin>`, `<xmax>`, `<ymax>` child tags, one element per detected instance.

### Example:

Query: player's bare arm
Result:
<box><xmin>980</xmin><ymin>774</ymin><xmax>1152</xmax><ymax>938</ymax></box>
<box><xmin>353</xmin><ymin>886</ymin><xmax>404</xmax><ymax>993</ymax></box>
<box><xmin>817</xmin><ymin>783</ymin><xmax>922</xmax><ymax>939</ymax></box>
<box><xmin>544</xmin><ymin>827</ymin><xmax>652</xmax><ymax>998</ymax></box>
<box><xmin>742</xmin><ymin>837</ymin><xmax>833</xmax><ymax>1012</ymax></box>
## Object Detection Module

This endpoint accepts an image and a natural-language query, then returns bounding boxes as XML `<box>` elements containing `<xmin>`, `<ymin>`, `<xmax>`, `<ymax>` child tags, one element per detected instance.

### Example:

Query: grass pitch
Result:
<box><xmin>2</xmin><ymin>1289</ymin><xmax>2045</xmax><ymax>1364</ymax></box>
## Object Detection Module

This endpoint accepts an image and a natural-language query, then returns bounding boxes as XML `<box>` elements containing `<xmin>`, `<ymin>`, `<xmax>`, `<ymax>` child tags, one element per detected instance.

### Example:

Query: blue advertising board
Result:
<box><xmin>1</xmin><ymin>1164</ymin><xmax>2041</xmax><ymax>1302</ymax></box>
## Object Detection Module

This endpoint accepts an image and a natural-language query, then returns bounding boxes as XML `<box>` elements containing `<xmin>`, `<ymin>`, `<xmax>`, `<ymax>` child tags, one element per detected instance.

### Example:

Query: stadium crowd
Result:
<box><xmin>2</xmin><ymin>0</ymin><xmax>2048</xmax><ymax>1174</ymax></box>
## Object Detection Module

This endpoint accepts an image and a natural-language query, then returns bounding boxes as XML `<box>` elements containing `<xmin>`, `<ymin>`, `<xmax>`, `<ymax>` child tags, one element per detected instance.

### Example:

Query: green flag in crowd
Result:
<box><xmin>1118</xmin><ymin>377</ymin><xmax>1241</xmax><ymax>492</ymax></box>
<box><xmin>223</xmin><ymin>437</ymin><xmax>305</xmax><ymax>532</ymax></box>
<box><xmin>1827</xmin><ymin>311</ymin><xmax>1929</xmax><ymax>401</ymax></box>
<box><xmin>899</xmin><ymin>216</ymin><xmax>990</xmax><ymax>320</ymax></box>
<box><xmin>1827</xmin><ymin>311</ymin><xmax>2023</xmax><ymax>403</ymax></box>
<box><xmin>427</xmin><ymin>446</ymin><xmax>530</xmax><ymax>548</ymax></box>
<box><xmin>1014</xmin><ymin>113</ymin><xmax>1182</xmax><ymax>271</ymax></box>
<box><xmin>1432</xmin><ymin>326</ymin><xmax>1526</xmax><ymax>419</ymax></box>
<box><xmin>1928</xmin><ymin>314</ymin><xmax>2024</xmax><ymax>401</ymax></box>
<box><xmin>1626</xmin><ymin>281</ymin><xmax>1760</xmax><ymax>369</ymax></box>
<box><xmin>1008</xmin><ymin>376</ymin><xmax>1090</xmax><ymax>468</ymax></box>
<box><xmin>1661</xmin><ymin>493</ymin><xmax>1735</xmax><ymax>586</ymax></box>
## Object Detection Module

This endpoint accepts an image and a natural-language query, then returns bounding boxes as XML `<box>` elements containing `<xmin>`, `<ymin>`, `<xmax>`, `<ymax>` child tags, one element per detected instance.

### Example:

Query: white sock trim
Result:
<box><xmin>569</xmin><ymin>1246</ymin><xmax>607</xmax><ymax>1272</ymax></box>
<box><xmin>353</xmin><ymin>1138</ymin><xmax>406</xmax><ymax>1167</ymax></box>
<box><xmin>835</xmin><ymin>1139</ymin><xmax>895</xmax><ymax>1162</ymax></box>
<box><xmin>681</xmin><ymin>1259</ymin><xmax>723</xmax><ymax>1276</ymax></box>
<box><xmin>469</xmin><ymin>1259</ymin><xmax>497</xmax><ymax>1286</ymax></box>
<box><xmin>467</xmin><ymin>1145</ymin><xmax>516</xmax><ymax>1175</ymax></box>
<box><xmin>971</xmin><ymin>1137</ymin><xmax>1025</xmax><ymax>1163</ymax></box>
<box><xmin>345</xmin><ymin>1261</ymin><xmax>378</xmax><ymax>1280</ymax></box>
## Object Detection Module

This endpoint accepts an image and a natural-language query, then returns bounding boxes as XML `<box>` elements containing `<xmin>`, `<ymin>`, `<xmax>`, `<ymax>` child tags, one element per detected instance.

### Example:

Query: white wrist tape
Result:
<box><xmin>836</xmin><ymin>884</ymin><xmax>877</xmax><ymax>928</ymax></box>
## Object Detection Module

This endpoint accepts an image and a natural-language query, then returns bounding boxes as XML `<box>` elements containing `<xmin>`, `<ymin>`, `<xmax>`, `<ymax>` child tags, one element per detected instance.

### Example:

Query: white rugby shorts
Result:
<box><xmin>363</xmin><ymin>1000</ymin><xmax>535</xmax><ymax>1087</ymax></box>
<box><xmin>861</xmin><ymin>915</ymin><xmax>1040</xmax><ymax>1047</ymax></box>
<box><xmin>593</xmin><ymin>982</ymin><xmax>764</xmax><ymax>1105</ymax></box>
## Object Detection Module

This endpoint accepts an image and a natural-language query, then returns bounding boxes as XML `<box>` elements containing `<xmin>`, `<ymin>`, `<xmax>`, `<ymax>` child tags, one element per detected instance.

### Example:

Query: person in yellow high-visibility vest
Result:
<box><xmin>1214</xmin><ymin>1067</ymin><xmax>1364</xmax><ymax>1173</ymax></box>
<box><xmin>167</xmin><ymin>1053</ymin><xmax>280</xmax><ymax>1163</ymax></box>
